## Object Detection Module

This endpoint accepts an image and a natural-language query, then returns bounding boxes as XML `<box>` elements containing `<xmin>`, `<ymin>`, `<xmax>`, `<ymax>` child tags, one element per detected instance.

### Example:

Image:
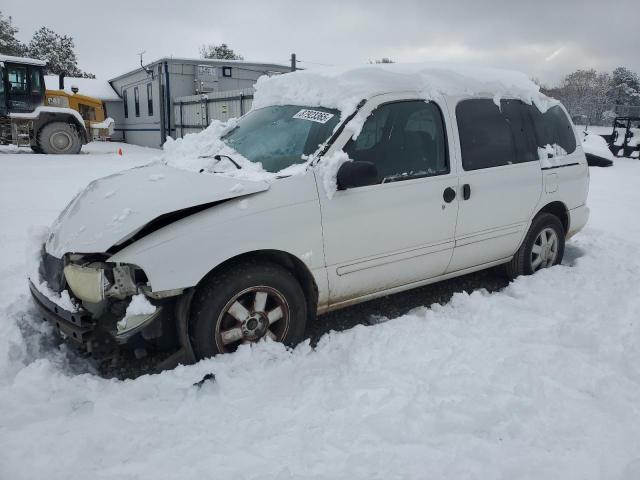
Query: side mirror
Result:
<box><xmin>336</xmin><ymin>161</ymin><xmax>379</xmax><ymax>190</ymax></box>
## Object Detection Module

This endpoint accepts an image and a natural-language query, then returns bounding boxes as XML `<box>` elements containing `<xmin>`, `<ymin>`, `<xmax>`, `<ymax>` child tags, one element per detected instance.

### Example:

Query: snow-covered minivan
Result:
<box><xmin>29</xmin><ymin>64</ymin><xmax>589</xmax><ymax>366</ymax></box>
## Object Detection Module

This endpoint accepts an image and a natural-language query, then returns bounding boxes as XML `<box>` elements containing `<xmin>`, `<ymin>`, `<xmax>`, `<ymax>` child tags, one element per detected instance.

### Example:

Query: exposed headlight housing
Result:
<box><xmin>63</xmin><ymin>263</ymin><xmax>107</xmax><ymax>303</ymax></box>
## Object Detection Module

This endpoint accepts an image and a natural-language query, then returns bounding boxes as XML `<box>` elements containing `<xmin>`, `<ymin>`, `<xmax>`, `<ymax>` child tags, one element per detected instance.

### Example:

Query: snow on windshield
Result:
<box><xmin>162</xmin><ymin>110</ymin><xmax>337</xmax><ymax>182</ymax></box>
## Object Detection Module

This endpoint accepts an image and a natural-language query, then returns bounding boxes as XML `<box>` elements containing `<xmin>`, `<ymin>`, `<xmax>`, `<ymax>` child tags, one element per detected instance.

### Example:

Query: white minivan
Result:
<box><xmin>30</xmin><ymin>64</ymin><xmax>589</xmax><ymax>366</ymax></box>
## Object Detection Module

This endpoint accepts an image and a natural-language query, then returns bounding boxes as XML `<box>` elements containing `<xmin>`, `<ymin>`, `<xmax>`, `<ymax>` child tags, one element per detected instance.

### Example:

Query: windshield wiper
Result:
<box><xmin>214</xmin><ymin>154</ymin><xmax>242</xmax><ymax>170</ymax></box>
<box><xmin>197</xmin><ymin>153</ymin><xmax>242</xmax><ymax>171</ymax></box>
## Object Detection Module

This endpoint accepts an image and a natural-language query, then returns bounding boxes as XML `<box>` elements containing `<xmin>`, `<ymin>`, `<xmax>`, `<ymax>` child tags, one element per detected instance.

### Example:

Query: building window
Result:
<box><xmin>123</xmin><ymin>89</ymin><xmax>128</xmax><ymax>118</ymax></box>
<box><xmin>134</xmin><ymin>86</ymin><xmax>140</xmax><ymax>117</ymax></box>
<box><xmin>147</xmin><ymin>83</ymin><xmax>153</xmax><ymax>116</ymax></box>
<box><xmin>222</xmin><ymin>66</ymin><xmax>232</xmax><ymax>77</ymax></box>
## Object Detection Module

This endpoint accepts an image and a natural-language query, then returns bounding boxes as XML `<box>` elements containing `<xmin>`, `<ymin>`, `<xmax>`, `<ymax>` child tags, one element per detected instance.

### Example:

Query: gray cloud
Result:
<box><xmin>5</xmin><ymin>0</ymin><xmax>638</xmax><ymax>85</ymax></box>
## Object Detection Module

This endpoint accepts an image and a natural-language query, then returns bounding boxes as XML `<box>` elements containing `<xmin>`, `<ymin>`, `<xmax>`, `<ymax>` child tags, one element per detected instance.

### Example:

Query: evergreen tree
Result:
<box><xmin>27</xmin><ymin>26</ymin><xmax>93</xmax><ymax>77</ymax></box>
<box><xmin>0</xmin><ymin>11</ymin><xmax>26</xmax><ymax>56</ymax></box>
<box><xmin>609</xmin><ymin>67</ymin><xmax>640</xmax><ymax>106</ymax></box>
<box><xmin>199</xmin><ymin>43</ymin><xmax>244</xmax><ymax>60</ymax></box>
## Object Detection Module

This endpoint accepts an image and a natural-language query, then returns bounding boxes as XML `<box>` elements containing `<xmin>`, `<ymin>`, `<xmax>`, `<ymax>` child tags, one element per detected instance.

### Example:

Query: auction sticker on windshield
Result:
<box><xmin>293</xmin><ymin>109</ymin><xmax>335</xmax><ymax>124</ymax></box>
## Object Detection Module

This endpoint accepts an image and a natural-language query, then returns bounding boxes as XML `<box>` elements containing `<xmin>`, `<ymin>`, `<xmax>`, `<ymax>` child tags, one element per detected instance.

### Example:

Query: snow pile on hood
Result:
<box><xmin>162</xmin><ymin>120</ymin><xmax>309</xmax><ymax>181</ymax></box>
<box><xmin>582</xmin><ymin>132</ymin><xmax>614</xmax><ymax>161</ymax></box>
<box><xmin>253</xmin><ymin>63</ymin><xmax>556</xmax><ymax>121</ymax></box>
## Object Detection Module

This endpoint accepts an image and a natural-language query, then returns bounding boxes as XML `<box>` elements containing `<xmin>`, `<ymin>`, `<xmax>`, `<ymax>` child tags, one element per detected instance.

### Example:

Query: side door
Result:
<box><xmin>317</xmin><ymin>95</ymin><xmax>460</xmax><ymax>306</ymax></box>
<box><xmin>447</xmin><ymin>98</ymin><xmax>542</xmax><ymax>272</ymax></box>
<box><xmin>5</xmin><ymin>63</ymin><xmax>30</xmax><ymax>112</ymax></box>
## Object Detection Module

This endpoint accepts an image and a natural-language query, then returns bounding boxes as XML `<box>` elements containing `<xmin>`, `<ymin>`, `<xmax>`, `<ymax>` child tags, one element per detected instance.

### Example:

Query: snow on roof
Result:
<box><xmin>44</xmin><ymin>75</ymin><xmax>121</xmax><ymax>101</ymax></box>
<box><xmin>252</xmin><ymin>62</ymin><xmax>555</xmax><ymax>117</ymax></box>
<box><xmin>108</xmin><ymin>57</ymin><xmax>291</xmax><ymax>82</ymax></box>
<box><xmin>0</xmin><ymin>54</ymin><xmax>47</xmax><ymax>66</ymax></box>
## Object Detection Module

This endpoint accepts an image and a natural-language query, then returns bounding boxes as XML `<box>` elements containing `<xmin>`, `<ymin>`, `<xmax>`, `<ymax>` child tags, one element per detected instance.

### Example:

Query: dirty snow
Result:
<box><xmin>1</xmin><ymin>143</ymin><xmax>640</xmax><ymax>479</ymax></box>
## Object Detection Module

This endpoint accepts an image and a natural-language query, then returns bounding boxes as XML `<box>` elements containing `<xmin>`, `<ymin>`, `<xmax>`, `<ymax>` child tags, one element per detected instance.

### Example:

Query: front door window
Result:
<box><xmin>343</xmin><ymin>100</ymin><xmax>449</xmax><ymax>183</ymax></box>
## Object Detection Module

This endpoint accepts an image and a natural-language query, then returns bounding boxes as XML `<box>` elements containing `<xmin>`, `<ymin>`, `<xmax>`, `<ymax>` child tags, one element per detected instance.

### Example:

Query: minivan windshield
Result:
<box><xmin>221</xmin><ymin>105</ymin><xmax>341</xmax><ymax>173</ymax></box>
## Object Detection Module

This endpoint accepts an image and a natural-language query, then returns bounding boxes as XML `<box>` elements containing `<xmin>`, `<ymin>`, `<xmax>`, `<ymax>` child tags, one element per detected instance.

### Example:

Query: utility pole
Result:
<box><xmin>290</xmin><ymin>53</ymin><xmax>296</xmax><ymax>72</ymax></box>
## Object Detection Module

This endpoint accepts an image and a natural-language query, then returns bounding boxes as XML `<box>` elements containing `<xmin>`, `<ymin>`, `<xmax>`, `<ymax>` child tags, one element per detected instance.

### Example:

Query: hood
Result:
<box><xmin>46</xmin><ymin>163</ymin><xmax>270</xmax><ymax>257</ymax></box>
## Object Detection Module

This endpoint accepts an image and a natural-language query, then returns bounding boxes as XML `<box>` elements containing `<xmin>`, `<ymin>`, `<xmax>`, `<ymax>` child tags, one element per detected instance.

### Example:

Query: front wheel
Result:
<box><xmin>504</xmin><ymin>213</ymin><xmax>565</xmax><ymax>278</ymax></box>
<box><xmin>37</xmin><ymin>122</ymin><xmax>82</xmax><ymax>154</ymax></box>
<box><xmin>190</xmin><ymin>261</ymin><xmax>307</xmax><ymax>359</ymax></box>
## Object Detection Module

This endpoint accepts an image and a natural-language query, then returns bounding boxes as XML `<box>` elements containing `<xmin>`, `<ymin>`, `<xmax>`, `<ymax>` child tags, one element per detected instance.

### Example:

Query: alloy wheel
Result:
<box><xmin>214</xmin><ymin>286</ymin><xmax>290</xmax><ymax>352</ymax></box>
<box><xmin>530</xmin><ymin>227</ymin><xmax>559</xmax><ymax>271</ymax></box>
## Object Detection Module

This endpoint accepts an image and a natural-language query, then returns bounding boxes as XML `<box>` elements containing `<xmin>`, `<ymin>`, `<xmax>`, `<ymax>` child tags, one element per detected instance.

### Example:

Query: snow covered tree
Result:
<box><xmin>369</xmin><ymin>57</ymin><xmax>394</xmax><ymax>64</ymax></box>
<box><xmin>0</xmin><ymin>11</ymin><xmax>26</xmax><ymax>56</ymax></box>
<box><xmin>27</xmin><ymin>26</ymin><xmax>93</xmax><ymax>77</ymax></box>
<box><xmin>608</xmin><ymin>67</ymin><xmax>640</xmax><ymax>107</ymax></box>
<box><xmin>199</xmin><ymin>43</ymin><xmax>244</xmax><ymax>60</ymax></box>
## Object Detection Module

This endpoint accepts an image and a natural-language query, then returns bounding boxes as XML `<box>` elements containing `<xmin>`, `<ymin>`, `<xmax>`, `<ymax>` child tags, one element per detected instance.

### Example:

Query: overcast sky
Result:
<box><xmin>4</xmin><ymin>0</ymin><xmax>638</xmax><ymax>85</ymax></box>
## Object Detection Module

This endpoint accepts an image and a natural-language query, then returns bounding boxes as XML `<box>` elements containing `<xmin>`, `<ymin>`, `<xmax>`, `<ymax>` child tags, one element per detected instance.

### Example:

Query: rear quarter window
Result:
<box><xmin>456</xmin><ymin>99</ymin><xmax>576</xmax><ymax>171</ymax></box>
<box><xmin>528</xmin><ymin>105</ymin><xmax>577</xmax><ymax>155</ymax></box>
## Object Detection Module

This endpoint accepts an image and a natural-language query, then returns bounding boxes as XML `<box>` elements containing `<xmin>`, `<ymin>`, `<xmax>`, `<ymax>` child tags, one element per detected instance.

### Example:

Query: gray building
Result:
<box><xmin>108</xmin><ymin>58</ymin><xmax>292</xmax><ymax>147</ymax></box>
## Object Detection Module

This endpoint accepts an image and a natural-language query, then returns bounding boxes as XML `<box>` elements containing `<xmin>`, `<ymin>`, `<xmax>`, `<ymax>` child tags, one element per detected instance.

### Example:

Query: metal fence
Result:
<box><xmin>174</xmin><ymin>87</ymin><xmax>254</xmax><ymax>137</ymax></box>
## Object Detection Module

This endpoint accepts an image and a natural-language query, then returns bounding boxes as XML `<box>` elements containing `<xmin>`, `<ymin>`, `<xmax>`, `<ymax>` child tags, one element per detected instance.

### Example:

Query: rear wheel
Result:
<box><xmin>190</xmin><ymin>261</ymin><xmax>307</xmax><ymax>359</ymax></box>
<box><xmin>504</xmin><ymin>213</ymin><xmax>565</xmax><ymax>278</ymax></box>
<box><xmin>37</xmin><ymin>122</ymin><xmax>82</xmax><ymax>154</ymax></box>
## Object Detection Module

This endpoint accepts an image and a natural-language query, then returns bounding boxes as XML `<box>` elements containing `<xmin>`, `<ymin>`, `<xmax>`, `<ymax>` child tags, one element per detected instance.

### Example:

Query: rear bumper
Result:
<box><xmin>567</xmin><ymin>204</ymin><xmax>589</xmax><ymax>239</ymax></box>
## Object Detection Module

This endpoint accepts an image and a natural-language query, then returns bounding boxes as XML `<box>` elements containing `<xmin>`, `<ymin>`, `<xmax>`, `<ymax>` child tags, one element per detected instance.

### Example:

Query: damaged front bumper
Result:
<box><xmin>29</xmin><ymin>280</ymin><xmax>98</xmax><ymax>351</ymax></box>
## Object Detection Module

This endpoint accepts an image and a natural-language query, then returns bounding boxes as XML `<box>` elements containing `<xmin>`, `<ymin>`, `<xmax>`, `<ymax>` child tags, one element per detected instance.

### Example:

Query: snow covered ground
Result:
<box><xmin>1</xmin><ymin>143</ymin><xmax>640</xmax><ymax>479</ymax></box>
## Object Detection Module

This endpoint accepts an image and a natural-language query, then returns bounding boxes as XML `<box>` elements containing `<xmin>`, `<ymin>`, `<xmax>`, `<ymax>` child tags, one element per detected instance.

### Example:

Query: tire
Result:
<box><xmin>37</xmin><ymin>122</ymin><xmax>82</xmax><ymax>154</ymax></box>
<box><xmin>31</xmin><ymin>144</ymin><xmax>43</xmax><ymax>154</ymax></box>
<box><xmin>190</xmin><ymin>261</ymin><xmax>307</xmax><ymax>359</ymax></box>
<box><xmin>504</xmin><ymin>213</ymin><xmax>565</xmax><ymax>279</ymax></box>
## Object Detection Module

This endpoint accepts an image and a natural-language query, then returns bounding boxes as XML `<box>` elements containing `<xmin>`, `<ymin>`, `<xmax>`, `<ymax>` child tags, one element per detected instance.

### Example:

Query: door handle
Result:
<box><xmin>443</xmin><ymin>187</ymin><xmax>456</xmax><ymax>203</ymax></box>
<box><xmin>462</xmin><ymin>183</ymin><xmax>471</xmax><ymax>200</ymax></box>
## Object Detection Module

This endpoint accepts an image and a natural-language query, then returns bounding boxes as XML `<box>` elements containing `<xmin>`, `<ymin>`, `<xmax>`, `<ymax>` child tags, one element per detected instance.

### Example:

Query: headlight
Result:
<box><xmin>63</xmin><ymin>263</ymin><xmax>106</xmax><ymax>303</ymax></box>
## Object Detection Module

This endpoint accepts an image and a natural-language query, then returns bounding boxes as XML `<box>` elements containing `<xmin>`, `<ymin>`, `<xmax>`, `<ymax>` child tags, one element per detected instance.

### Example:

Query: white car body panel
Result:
<box><xmin>45</xmin><ymin>163</ymin><xmax>270</xmax><ymax>257</ymax></box>
<box><xmin>108</xmin><ymin>173</ymin><xmax>329</xmax><ymax>306</ymax></box>
<box><xmin>43</xmin><ymin>91</ymin><xmax>590</xmax><ymax>316</ymax></box>
<box><xmin>317</xmin><ymin>93</ymin><xmax>460</xmax><ymax>304</ymax></box>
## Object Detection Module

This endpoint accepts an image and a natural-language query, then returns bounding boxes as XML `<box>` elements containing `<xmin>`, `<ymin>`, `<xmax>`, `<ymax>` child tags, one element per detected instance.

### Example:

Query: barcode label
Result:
<box><xmin>293</xmin><ymin>109</ymin><xmax>335</xmax><ymax>124</ymax></box>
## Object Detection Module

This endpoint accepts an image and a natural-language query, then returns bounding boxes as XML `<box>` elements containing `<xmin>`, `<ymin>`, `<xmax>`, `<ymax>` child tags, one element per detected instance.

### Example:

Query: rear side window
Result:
<box><xmin>456</xmin><ymin>99</ymin><xmax>519</xmax><ymax>170</ymax></box>
<box><xmin>456</xmin><ymin>99</ymin><xmax>576</xmax><ymax>170</ymax></box>
<box><xmin>528</xmin><ymin>105</ymin><xmax>576</xmax><ymax>154</ymax></box>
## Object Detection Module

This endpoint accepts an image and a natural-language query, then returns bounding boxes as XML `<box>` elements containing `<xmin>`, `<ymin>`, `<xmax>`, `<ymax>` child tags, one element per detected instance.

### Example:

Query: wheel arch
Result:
<box><xmin>34</xmin><ymin>112</ymin><xmax>88</xmax><ymax>144</ymax></box>
<box><xmin>194</xmin><ymin>249</ymin><xmax>319</xmax><ymax>323</ymax></box>
<box><xmin>535</xmin><ymin>201</ymin><xmax>569</xmax><ymax>235</ymax></box>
